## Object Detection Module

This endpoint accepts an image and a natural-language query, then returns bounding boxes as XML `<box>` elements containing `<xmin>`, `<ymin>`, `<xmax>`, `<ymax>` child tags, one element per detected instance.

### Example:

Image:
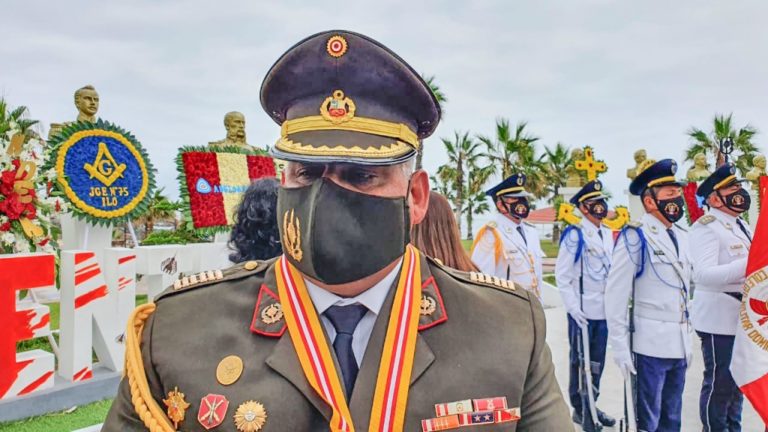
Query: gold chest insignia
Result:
<box><xmin>84</xmin><ymin>142</ymin><xmax>127</xmax><ymax>186</ymax></box>
<box><xmin>420</xmin><ymin>295</ymin><xmax>437</xmax><ymax>316</ymax></box>
<box><xmin>261</xmin><ymin>303</ymin><xmax>284</xmax><ymax>325</ymax></box>
<box><xmin>216</xmin><ymin>355</ymin><xmax>244</xmax><ymax>386</ymax></box>
<box><xmin>234</xmin><ymin>401</ymin><xmax>268</xmax><ymax>432</ymax></box>
<box><xmin>283</xmin><ymin>209</ymin><xmax>303</xmax><ymax>262</ymax></box>
<box><xmin>163</xmin><ymin>387</ymin><xmax>191</xmax><ymax>429</ymax></box>
<box><xmin>320</xmin><ymin>90</ymin><xmax>356</xmax><ymax>124</ymax></box>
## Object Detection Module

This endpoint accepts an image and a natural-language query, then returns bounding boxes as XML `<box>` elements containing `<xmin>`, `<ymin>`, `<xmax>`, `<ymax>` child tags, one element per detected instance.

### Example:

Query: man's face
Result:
<box><xmin>226</xmin><ymin>115</ymin><xmax>246</xmax><ymax>139</ymax></box>
<box><xmin>76</xmin><ymin>90</ymin><xmax>99</xmax><ymax>116</ymax></box>
<box><xmin>655</xmin><ymin>185</ymin><xmax>682</xmax><ymax>200</ymax></box>
<box><xmin>283</xmin><ymin>161</ymin><xmax>430</xmax><ymax>224</ymax></box>
<box><xmin>709</xmin><ymin>183</ymin><xmax>743</xmax><ymax>210</ymax></box>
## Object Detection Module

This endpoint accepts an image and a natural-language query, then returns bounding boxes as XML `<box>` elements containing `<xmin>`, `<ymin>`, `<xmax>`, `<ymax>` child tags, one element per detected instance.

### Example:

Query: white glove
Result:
<box><xmin>568</xmin><ymin>309</ymin><xmax>588</xmax><ymax>329</ymax></box>
<box><xmin>614</xmin><ymin>350</ymin><xmax>636</xmax><ymax>380</ymax></box>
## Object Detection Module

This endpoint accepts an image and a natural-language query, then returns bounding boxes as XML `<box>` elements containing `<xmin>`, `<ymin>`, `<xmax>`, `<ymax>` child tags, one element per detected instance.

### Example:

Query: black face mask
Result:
<box><xmin>719</xmin><ymin>188</ymin><xmax>751</xmax><ymax>214</ymax></box>
<box><xmin>277</xmin><ymin>178</ymin><xmax>410</xmax><ymax>285</ymax></box>
<box><xmin>653</xmin><ymin>194</ymin><xmax>686</xmax><ymax>224</ymax></box>
<box><xmin>502</xmin><ymin>197</ymin><xmax>530</xmax><ymax>220</ymax></box>
<box><xmin>584</xmin><ymin>199</ymin><xmax>608</xmax><ymax>220</ymax></box>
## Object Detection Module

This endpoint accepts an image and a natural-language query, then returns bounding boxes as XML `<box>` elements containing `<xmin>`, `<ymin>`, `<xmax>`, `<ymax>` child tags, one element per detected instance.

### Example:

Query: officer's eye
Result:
<box><xmin>295</xmin><ymin>165</ymin><xmax>324</xmax><ymax>182</ymax></box>
<box><xmin>342</xmin><ymin>169</ymin><xmax>377</xmax><ymax>186</ymax></box>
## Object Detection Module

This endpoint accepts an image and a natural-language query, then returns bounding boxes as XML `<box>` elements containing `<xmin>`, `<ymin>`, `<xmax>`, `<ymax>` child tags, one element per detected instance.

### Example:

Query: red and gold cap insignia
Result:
<box><xmin>320</xmin><ymin>90</ymin><xmax>356</xmax><ymax>124</ymax></box>
<box><xmin>326</xmin><ymin>35</ymin><xmax>348</xmax><ymax>58</ymax></box>
<box><xmin>163</xmin><ymin>387</ymin><xmax>190</xmax><ymax>429</ymax></box>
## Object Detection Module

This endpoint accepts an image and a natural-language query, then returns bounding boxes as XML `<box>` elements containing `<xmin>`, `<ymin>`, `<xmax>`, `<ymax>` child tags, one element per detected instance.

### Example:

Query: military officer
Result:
<box><xmin>471</xmin><ymin>174</ymin><xmax>545</xmax><ymax>299</ymax></box>
<box><xmin>555</xmin><ymin>180</ymin><xmax>615</xmax><ymax>428</ymax></box>
<box><xmin>691</xmin><ymin>164</ymin><xmax>751</xmax><ymax>432</ymax></box>
<box><xmin>103</xmin><ymin>30</ymin><xmax>571</xmax><ymax>431</ymax></box>
<box><xmin>605</xmin><ymin>158</ymin><xmax>693</xmax><ymax>432</ymax></box>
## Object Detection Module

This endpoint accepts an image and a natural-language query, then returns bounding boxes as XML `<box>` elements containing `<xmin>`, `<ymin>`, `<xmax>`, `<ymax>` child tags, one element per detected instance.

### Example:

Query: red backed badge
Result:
<box><xmin>197</xmin><ymin>393</ymin><xmax>229</xmax><ymax>430</ymax></box>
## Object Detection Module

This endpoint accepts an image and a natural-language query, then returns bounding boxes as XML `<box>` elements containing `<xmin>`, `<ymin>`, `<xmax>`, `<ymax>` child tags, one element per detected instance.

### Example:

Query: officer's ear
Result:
<box><xmin>408</xmin><ymin>170</ymin><xmax>430</xmax><ymax>225</ymax></box>
<box><xmin>707</xmin><ymin>192</ymin><xmax>723</xmax><ymax>209</ymax></box>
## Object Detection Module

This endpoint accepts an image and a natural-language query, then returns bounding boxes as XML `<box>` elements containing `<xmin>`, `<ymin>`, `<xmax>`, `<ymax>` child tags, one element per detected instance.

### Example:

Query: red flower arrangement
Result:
<box><xmin>683</xmin><ymin>181</ymin><xmax>704</xmax><ymax>224</ymax></box>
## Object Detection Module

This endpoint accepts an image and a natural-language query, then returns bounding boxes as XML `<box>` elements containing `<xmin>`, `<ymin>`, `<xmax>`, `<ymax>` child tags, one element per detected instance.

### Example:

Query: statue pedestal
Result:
<box><xmin>625</xmin><ymin>190</ymin><xmax>644</xmax><ymax>222</ymax></box>
<box><xmin>61</xmin><ymin>214</ymin><xmax>113</xmax><ymax>266</ymax></box>
<box><xmin>748</xmin><ymin>188</ymin><xmax>759</xmax><ymax>231</ymax></box>
<box><xmin>560</xmin><ymin>187</ymin><xmax>581</xmax><ymax>205</ymax></box>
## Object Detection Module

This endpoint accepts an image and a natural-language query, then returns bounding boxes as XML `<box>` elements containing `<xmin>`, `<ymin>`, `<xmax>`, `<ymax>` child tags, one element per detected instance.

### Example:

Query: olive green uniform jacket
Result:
<box><xmin>103</xmin><ymin>255</ymin><xmax>572</xmax><ymax>431</ymax></box>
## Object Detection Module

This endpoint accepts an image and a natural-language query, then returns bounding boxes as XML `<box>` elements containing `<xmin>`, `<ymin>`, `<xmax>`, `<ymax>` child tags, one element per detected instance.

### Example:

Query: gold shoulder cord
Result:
<box><xmin>125</xmin><ymin>304</ymin><xmax>176</xmax><ymax>432</ymax></box>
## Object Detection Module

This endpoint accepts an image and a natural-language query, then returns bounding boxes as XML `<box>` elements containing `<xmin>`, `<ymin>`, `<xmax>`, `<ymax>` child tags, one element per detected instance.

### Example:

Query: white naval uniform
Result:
<box><xmin>605</xmin><ymin>213</ymin><xmax>694</xmax><ymax>363</ymax></box>
<box><xmin>555</xmin><ymin>220</ymin><xmax>613</xmax><ymax>320</ymax></box>
<box><xmin>471</xmin><ymin>213</ymin><xmax>544</xmax><ymax>298</ymax></box>
<box><xmin>690</xmin><ymin>208</ymin><xmax>751</xmax><ymax>336</ymax></box>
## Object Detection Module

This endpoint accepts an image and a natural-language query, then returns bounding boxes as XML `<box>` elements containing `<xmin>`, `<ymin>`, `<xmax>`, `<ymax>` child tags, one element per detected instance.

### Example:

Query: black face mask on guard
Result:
<box><xmin>277</xmin><ymin>178</ymin><xmax>410</xmax><ymax>285</ymax></box>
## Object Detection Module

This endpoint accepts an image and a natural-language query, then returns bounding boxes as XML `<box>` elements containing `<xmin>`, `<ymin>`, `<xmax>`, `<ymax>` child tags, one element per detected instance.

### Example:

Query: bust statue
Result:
<box><xmin>48</xmin><ymin>85</ymin><xmax>100</xmax><ymax>140</ymax></box>
<box><xmin>626</xmin><ymin>149</ymin><xmax>647</xmax><ymax>180</ymax></box>
<box><xmin>566</xmin><ymin>148</ymin><xmax>585</xmax><ymax>187</ymax></box>
<box><xmin>209</xmin><ymin>111</ymin><xmax>253</xmax><ymax>150</ymax></box>
<box><xmin>686</xmin><ymin>152</ymin><xmax>711</xmax><ymax>182</ymax></box>
<box><xmin>746</xmin><ymin>154</ymin><xmax>767</xmax><ymax>190</ymax></box>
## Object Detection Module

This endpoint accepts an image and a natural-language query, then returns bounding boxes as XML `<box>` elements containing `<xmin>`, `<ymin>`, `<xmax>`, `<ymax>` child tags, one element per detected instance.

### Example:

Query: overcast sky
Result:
<box><xmin>3</xmin><ymin>1</ymin><xmax>768</xmax><ymax>218</ymax></box>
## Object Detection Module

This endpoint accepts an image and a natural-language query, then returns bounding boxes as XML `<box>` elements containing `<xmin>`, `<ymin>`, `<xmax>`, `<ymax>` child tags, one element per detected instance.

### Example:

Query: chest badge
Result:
<box><xmin>198</xmin><ymin>394</ymin><xmax>230</xmax><ymax>430</ymax></box>
<box><xmin>163</xmin><ymin>387</ymin><xmax>190</xmax><ymax>429</ymax></box>
<box><xmin>216</xmin><ymin>355</ymin><xmax>244</xmax><ymax>386</ymax></box>
<box><xmin>420</xmin><ymin>295</ymin><xmax>437</xmax><ymax>316</ymax></box>
<box><xmin>234</xmin><ymin>400</ymin><xmax>268</xmax><ymax>431</ymax></box>
<box><xmin>261</xmin><ymin>303</ymin><xmax>284</xmax><ymax>324</ymax></box>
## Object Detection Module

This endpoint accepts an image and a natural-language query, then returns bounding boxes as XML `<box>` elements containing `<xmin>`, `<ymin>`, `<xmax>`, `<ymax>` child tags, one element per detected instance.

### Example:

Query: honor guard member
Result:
<box><xmin>471</xmin><ymin>174</ymin><xmax>545</xmax><ymax>299</ymax></box>
<box><xmin>691</xmin><ymin>164</ymin><xmax>751</xmax><ymax>432</ymax></box>
<box><xmin>605</xmin><ymin>159</ymin><xmax>694</xmax><ymax>432</ymax></box>
<box><xmin>555</xmin><ymin>180</ymin><xmax>615</xmax><ymax>428</ymax></box>
<box><xmin>103</xmin><ymin>30</ymin><xmax>571</xmax><ymax>431</ymax></box>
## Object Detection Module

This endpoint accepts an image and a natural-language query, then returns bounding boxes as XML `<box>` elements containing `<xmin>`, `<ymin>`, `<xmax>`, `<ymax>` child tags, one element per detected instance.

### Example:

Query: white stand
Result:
<box><xmin>625</xmin><ymin>190</ymin><xmax>644</xmax><ymax>222</ymax></box>
<box><xmin>61</xmin><ymin>214</ymin><xmax>113</xmax><ymax>267</ymax></box>
<box><xmin>748</xmin><ymin>188</ymin><xmax>759</xmax><ymax>231</ymax></box>
<box><xmin>560</xmin><ymin>187</ymin><xmax>581</xmax><ymax>206</ymax></box>
<box><xmin>134</xmin><ymin>245</ymin><xmax>193</xmax><ymax>300</ymax></box>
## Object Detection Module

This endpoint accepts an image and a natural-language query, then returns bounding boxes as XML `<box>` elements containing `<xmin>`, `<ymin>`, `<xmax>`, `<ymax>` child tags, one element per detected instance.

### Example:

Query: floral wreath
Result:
<box><xmin>44</xmin><ymin>120</ymin><xmax>156</xmax><ymax>226</ymax></box>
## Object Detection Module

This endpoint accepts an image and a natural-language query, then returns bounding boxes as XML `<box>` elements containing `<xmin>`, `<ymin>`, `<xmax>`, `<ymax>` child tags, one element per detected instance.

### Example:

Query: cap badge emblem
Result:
<box><xmin>326</xmin><ymin>35</ymin><xmax>348</xmax><ymax>58</ymax></box>
<box><xmin>595</xmin><ymin>182</ymin><xmax>602</xmax><ymax>191</ymax></box>
<box><xmin>516</xmin><ymin>176</ymin><xmax>523</xmax><ymax>186</ymax></box>
<box><xmin>320</xmin><ymin>90</ymin><xmax>356</xmax><ymax>124</ymax></box>
<box><xmin>283</xmin><ymin>209</ymin><xmax>303</xmax><ymax>262</ymax></box>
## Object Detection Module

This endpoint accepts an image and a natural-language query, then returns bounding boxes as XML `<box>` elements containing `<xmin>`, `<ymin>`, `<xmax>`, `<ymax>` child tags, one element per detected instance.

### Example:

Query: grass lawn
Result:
<box><xmin>0</xmin><ymin>399</ymin><xmax>113</xmax><ymax>432</ymax></box>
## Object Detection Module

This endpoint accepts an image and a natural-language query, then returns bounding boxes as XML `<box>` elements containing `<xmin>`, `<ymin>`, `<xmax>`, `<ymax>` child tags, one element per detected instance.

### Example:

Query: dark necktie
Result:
<box><xmin>737</xmin><ymin>219</ymin><xmax>753</xmax><ymax>244</ymax></box>
<box><xmin>516</xmin><ymin>225</ymin><xmax>527</xmax><ymax>246</ymax></box>
<box><xmin>597</xmin><ymin>229</ymin><xmax>604</xmax><ymax>240</ymax></box>
<box><xmin>324</xmin><ymin>304</ymin><xmax>368</xmax><ymax>397</ymax></box>
<box><xmin>666</xmin><ymin>228</ymin><xmax>679</xmax><ymax>257</ymax></box>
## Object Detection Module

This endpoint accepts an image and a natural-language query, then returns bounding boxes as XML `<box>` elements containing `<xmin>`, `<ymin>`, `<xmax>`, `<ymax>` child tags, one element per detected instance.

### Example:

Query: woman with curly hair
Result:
<box><xmin>228</xmin><ymin>178</ymin><xmax>282</xmax><ymax>262</ymax></box>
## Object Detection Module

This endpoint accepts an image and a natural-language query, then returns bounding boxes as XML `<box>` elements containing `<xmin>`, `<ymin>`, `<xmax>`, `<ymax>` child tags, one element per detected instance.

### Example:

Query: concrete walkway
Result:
<box><xmin>544</xmin><ymin>306</ymin><xmax>762</xmax><ymax>431</ymax></box>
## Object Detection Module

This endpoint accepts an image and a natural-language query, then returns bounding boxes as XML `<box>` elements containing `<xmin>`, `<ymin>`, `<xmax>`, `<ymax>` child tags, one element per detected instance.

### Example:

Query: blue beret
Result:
<box><xmin>696</xmin><ymin>164</ymin><xmax>743</xmax><ymax>198</ymax></box>
<box><xmin>570</xmin><ymin>180</ymin><xmax>608</xmax><ymax>205</ymax></box>
<box><xmin>629</xmin><ymin>158</ymin><xmax>685</xmax><ymax>196</ymax></box>
<box><xmin>486</xmin><ymin>173</ymin><xmax>527</xmax><ymax>198</ymax></box>
<box><xmin>260</xmin><ymin>30</ymin><xmax>441</xmax><ymax>166</ymax></box>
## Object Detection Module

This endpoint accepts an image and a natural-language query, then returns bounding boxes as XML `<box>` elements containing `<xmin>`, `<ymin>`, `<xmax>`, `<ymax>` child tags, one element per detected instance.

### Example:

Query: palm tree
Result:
<box><xmin>686</xmin><ymin>114</ymin><xmax>759</xmax><ymax>176</ymax></box>
<box><xmin>416</xmin><ymin>75</ymin><xmax>448</xmax><ymax>170</ymax></box>
<box><xmin>542</xmin><ymin>142</ymin><xmax>573</xmax><ymax>242</ymax></box>
<box><xmin>140</xmin><ymin>189</ymin><xmax>178</xmax><ymax>238</ymax></box>
<box><xmin>441</xmin><ymin>131</ymin><xmax>485</xmax><ymax>230</ymax></box>
<box><xmin>477</xmin><ymin>119</ymin><xmax>541</xmax><ymax>179</ymax></box>
<box><xmin>0</xmin><ymin>99</ymin><xmax>39</xmax><ymax>136</ymax></box>
<box><xmin>430</xmin><ymin>165</ymin><xmax>456</xmax><ymax>203</ymax></box>
<box><xmin>463</xmin><ymin>164</ymin><xmax>493</xmax><ymax>240</ymax></box>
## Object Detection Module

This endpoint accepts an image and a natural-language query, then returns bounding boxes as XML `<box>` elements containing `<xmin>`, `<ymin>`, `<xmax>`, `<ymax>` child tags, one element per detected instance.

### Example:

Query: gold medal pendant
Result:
<box><xmin>216</xmin><ymin>355</ymin><xmax>244</xmax><ymax>386</ymax></box>
<box><xmin>234</xmin><ymin>401</ymin><xmax>268</xmax><ymax>431</ymax></box>
<box><xmin>163</xmin><ymin>387</ymin><xmax>191</xmax><ymax>429</ymax></box>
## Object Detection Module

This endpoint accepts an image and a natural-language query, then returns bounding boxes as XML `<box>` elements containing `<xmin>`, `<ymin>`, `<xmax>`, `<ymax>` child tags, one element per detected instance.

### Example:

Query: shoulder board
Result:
<box><xmin>156</xmin><ymin>258</ymin><xmax>275</xmax><ymax>302</ymax></box>
<box><xmin>627</xmin><ymin>221</ymin><xmax>643</xmax><ymax>229</ymax></box>
<box><xmin>674</xmin><ymin>224</ymin><xmax>688</xmax><ymax>232</ymax></box>
<box><xmin>487</xmin><ymin>221</ymin><xmax>498</xmax><ymax>229</ymax></box>
<box><xmin>697</xmin><ymin>214</ymin><xmax>715</xmax><ymax>225</ymax></box>
<box><xmin>524</xmin><ymin>221</ymin><xmax>535</xmax><ymax>227</ymax></box>
<box><xmin>426</xmin><ymin>257</ymin><xmax>527</xmax><ymax>300</ymax></box>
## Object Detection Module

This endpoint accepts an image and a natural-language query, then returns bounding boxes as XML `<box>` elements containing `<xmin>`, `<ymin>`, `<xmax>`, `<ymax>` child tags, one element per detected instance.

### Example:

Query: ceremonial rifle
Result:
<box><xmin>619</xmin><ymin>250</ymin><xmax>638</xmax><ymax>432</ymax></box>
<box><xmin>578</xmin><ymin>248</ymin><xmax>601</xmax><ymax>431</ymax></box>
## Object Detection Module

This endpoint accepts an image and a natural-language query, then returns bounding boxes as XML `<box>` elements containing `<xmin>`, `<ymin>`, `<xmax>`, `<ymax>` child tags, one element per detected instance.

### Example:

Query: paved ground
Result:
<box><xmin>544</xmin><ymin>306</ymin><xmax>762</xmax><ymax>431</ymax></box>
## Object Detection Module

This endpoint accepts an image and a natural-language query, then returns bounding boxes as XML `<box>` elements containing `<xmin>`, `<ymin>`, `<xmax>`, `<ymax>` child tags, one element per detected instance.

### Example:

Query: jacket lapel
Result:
<box><xmin>348</xmin><ymin>254</ymin><xmax>438</xmax><ymax>426</ymax></box>
<box><xmin>261</xmin><ymin>265</ymin><xmax>333</xmax><ymax>422</ymax></box>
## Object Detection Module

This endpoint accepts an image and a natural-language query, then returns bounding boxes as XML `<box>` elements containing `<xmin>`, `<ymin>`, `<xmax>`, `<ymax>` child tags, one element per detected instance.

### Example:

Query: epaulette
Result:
<box><xmin>627</xmin><ymin>221</ymin><xmax>643</xmax><ymax>229</ymax></box>
<box><xmin>426</xmin><ymin>257</ymin><xmax>527</xmax><ymax>300</ymax></box>
<box><xmin>674</xmin><ymin>223</ymin><xmax>688</xmax><ymax>232</ymax></box>
<box><xmin>156</xmin><ymin>259</ymin><xmax>274</xmax><ymax>302</ymax></box>
<box><xmin>487</xmin><ymin>221</ymin><xmax>498</xmax><ymax>228</ymax></box>
<box><xmin>697</xmin><ymin>214</ymin><xmax>715</xmax><ymax>225</ymax></box>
